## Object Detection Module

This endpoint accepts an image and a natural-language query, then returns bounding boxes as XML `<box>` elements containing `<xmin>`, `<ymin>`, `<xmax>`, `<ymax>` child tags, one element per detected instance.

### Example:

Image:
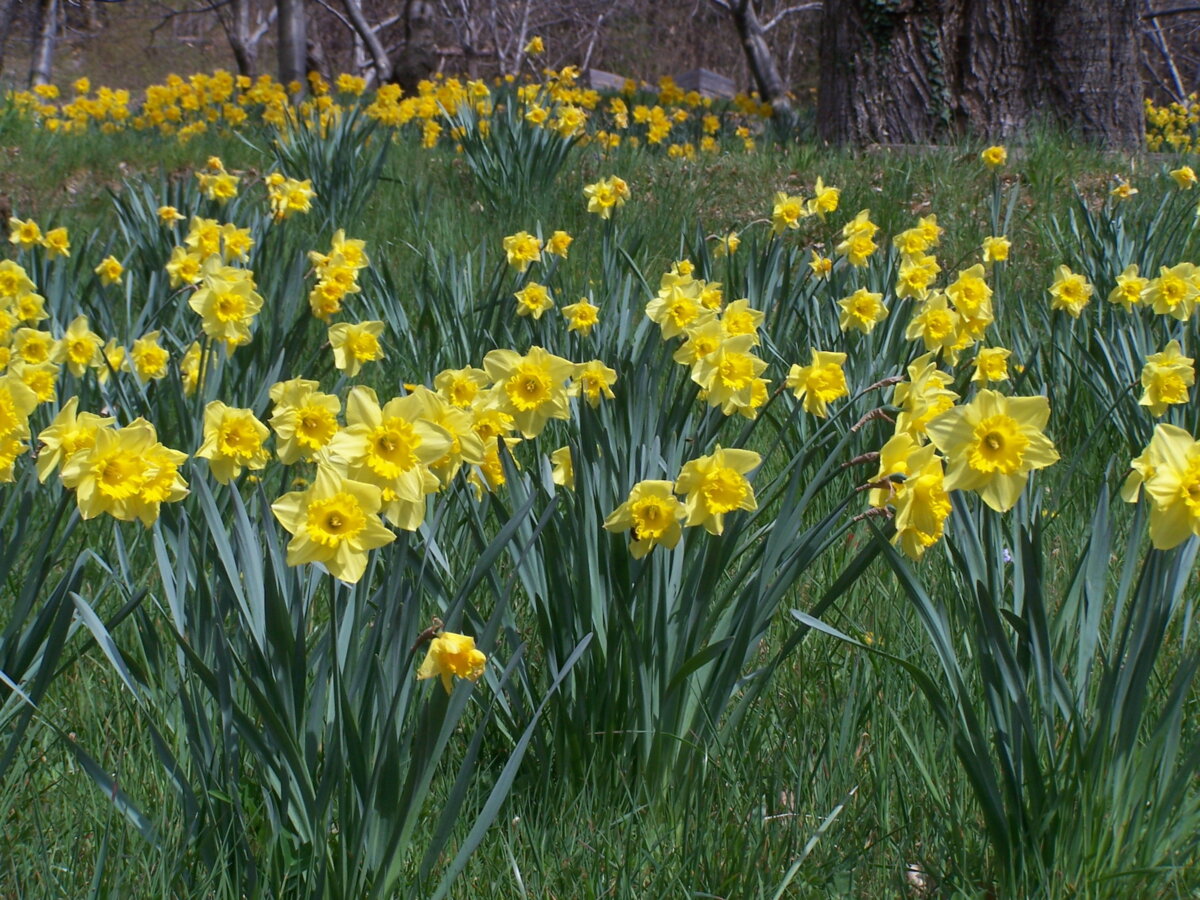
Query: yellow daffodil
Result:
<box><xmin>835</xmin><ymin>210</ymin><xmax>878</xmax><ymax>266</ymax></box>
<box><xmin>646</xmin><ymin>272</ymin><xmax>710</xmax><ymax>340</ymax></box>
<box><xmin>94</xmin><ymin>256</ymin><xmax>124</xmax><ymax>285</ymax></box>
<box><xmin>166</xmin><ymin>247</ymin><xmax>205</xmax><ymax>287</ymax></box>
<box><xmin>329</xmin><ymin>320</ymin><xmax>386</xmax><ymax>377</ymax></box>
<box><xmin>691</xmin><ymin>335</ymin><xmax>767</xmax><ymax>414</ymax></box>
<box><xmin>583</xmin><ymin>176</ymin><xmax>629</xmax><ymax>219</ymax></box>
<box><xmin>926</xmin><ymin>390</ymin><xmax>1059</xmax><ymax>512</ymax></box>
<box><xmin>12</xmin><ymin>328</ymin><xmax>58</xmax><ymax>366</ymax></box>
<box><xmin>35</xmin><ymin>397</ymin><xmax>114</xmax><ymax>483</ymax></box>
<box><xmin>60</xmin><ymin>418</ymin><xmax>187</xmax><ymax>525</ymax></box>
<box><xmin>482</xmin><ymin>346</ymin><xmax>576</xmax><ymax>438</ymax></box>
<box><xmin>326</xmin><ymin>386</ymin><xmax>452</xmax><ymax>530</ymax></box>
<box><xmin>550</xmin><ymin>445</ymin><xmax>574</xmax><ymax>490</ymax></box>
<box><xmin>59</xmin><ymin>315</ymin><xmax>102</xmax><ymax>376</ymax></box>
<box><xmin>268</xmin><ymin>378</ymin><xmax>342</xmax><ymax>464</ymax></box>
<box><xmin>1110</xmin><ymin>180</ymin><xmax>1137</xmax><ymax>201</ymax></box>
<box><xmin>271</xmin><ymin>463</ymin><xmax>396</xmax><ymax>583</ymax></box>
<box><xmin>266</xmin><ymin>175</ymin><xmax>315</xmax><ymax>221</ymax></box>
<box><xmin>1047</xmin><ymin>265</ymin><xmax>1094</xmax><ymax>318</ymax></box>
<box><xmin>1140</xmin><ymin>340</ymin><xmax>1195</xmax><ymax>417</ymax></box>
<box><xmin>1143</xmin><ymin>263</ymin><xmax>1199</xmax><ymax>320</ymax></box>
<box><xmin>571</xmin><ymin>359</ymin><xmax>617</xmax><ymax>407</ymax></box>
<box><xmin>603</xmin><ymin>480</ymin><xmax>686</xmax><ymax>558</ymax></box>
<box><xmin>546</xmin><ymin>230</ymin><xmax>573</xmax><ymax>258</ymax></box>
<box><xmin>971</xmin><ymin>347</ymin><xmax>1011</xmax><ymax>386</ymax></box>
<box><xmin>434</xmin><ymin>366</ymin><xmax>489</xmax><ymax>409</ymax></box>
<box><xmin>1107</xmin><ymin>264</ymin><xmax>1148</xmax><ymax>311</ymax></box>
<box><xmin>1169</xmin><ymin>165</ymin><xmax>1197</xmax><ymax>189</ymax></box>
<box><xmin>195</xmin><ymin>401</ymin><xmax>271</xmax><ymax>484</ymax></box>
<box><xmin>786</xmin><ymin>349</ymin><xmax>848</xmax><ymax>418</ymax></box>
<box><xmin>41</xmin><ymin>227</ymin><xmax>70</xmax><ymax>259</ymax></box>
<box><xmin>838</xmin><ymin>288</ymin><xmax>888</xmax><ymax>334</ymax></box>
<box><xmin>674</xmin><ymin>445</ymin><xmax>760</xmax><ymax>535</ymax></box>
<box><xmin>1125</xmin><ymin>424</ymin><xmax>1200</xmax><ymax>549</ymax></box>
<box><xmin>771</xmin><ymin>191</ymin><xmax>806</xmax><ymax>235</ymax></box>
<box><xmin>188</xmin><ymin>263</ymin><xmax>263</xmax><ymax>352</ymax></box>
<box><xmin>0</xmin><ymin>371</ymin><xmax>39</xmax><ymax>443</ymax></box>
<box><xmin>980</xmin><ymin>145</ymin><xmax>1007</xmax><ymax>168</ymax></box>
<box><xmin>417</xmin><ymin>631</ymin><xmax>487</xmax><ymax>693</ymax></box>
<box><xmin>807</xmin><ymin>177</ymin><xmax>840</xmax><ymax>219</ymax></box>
<box><xmin>893</xmin><ymin>353</ymin><xmax>959</xmax><ymax>440</ymax></box>
<box><xmin>982</xmin><ymin>235</ymin><xmax>1010</xmax><ymax>263</ymax></box>
<box><xmin>895</xmin><ymin>252</ymin><xmax>941</xmax><ymax>301</ymax></box>
<box><xmin>892</xmin><ymin>444</ymin><xmax>952</xmax><ymax>559</ymax></box>
<box><xmin>562</xmin><ymin>298</ymin><xmax>600</xmax><ymax>336</ymax></box>
<box><xmin>514</xmin><ymin>281</ymin><xmax>554</xmax><ymax>319</ymax></box>
<box><xmin>0</xmin><ymin>260</ymin><xmax>36</xmax><ymax>300</ymax></box>
<box><xmin>713</xmin><ymin>231</ymin><xmax>740</xmax><ymax>258</ymax></box>
<box><xmin>502</xmin><ymin>230</ymin><xmax>543</xmax><ymax>272</ymax></box>
<box><xmin>9</xmin><ymin>218</ymin><xmax>43</xmax><ymax>251</ymax></box>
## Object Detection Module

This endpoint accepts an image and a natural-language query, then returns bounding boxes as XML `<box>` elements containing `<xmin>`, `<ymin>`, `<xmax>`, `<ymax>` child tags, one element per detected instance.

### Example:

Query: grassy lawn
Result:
<box><xmin>0</xmin><ymin>82</ymin><xmax>1198</xmax><ymax>899</ymax></box>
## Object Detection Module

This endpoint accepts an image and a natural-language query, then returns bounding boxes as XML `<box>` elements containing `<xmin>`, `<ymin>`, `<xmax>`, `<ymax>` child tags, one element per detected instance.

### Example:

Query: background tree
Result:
<box><xmin>817</xmin><ymin>0</ymin><xmax>1143</xmax><ymax>148</ymax></box>
<box><xmin>708</xmin><ymin>0</ymin><xmax>821</xmax><ymax>122</ymax></box>
<box><xmin>277</xmin><ymin>0</ymin><xmax>307</xmax><ymax>86</ymax></box>
<box><xmin>29</xmin><ymin>0</ymin><xmax>60</xmax><ymax>87</ymax></box>
<box><xmin>215</xmin><ymin>0</ymin><xmax>276</xmax><ymax>77</ymax></box>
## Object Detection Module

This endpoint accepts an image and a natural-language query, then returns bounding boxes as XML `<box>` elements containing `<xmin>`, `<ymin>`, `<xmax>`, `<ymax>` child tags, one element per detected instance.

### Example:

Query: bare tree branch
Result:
<box><xmin>762</xmin><ymin>2</ymin><xmax>821</xmax><ymax>33</ymax></box>
<box><xmin>340</xmin><ymin>0</ymin><xmax>393</xmax><ymax>82</ymax></box>
<box><xmin>150</xmin><ymin>0</ymin><xmax>236</xmax><ymax>38</ymax></box>
<box><xmin>1146</xmin><ymin>0</ymin><xmax>1188</xmax><ymax>102</ymax></box>
<box><xmin>1143</xmin><ymin>5</ymin><xmax>1200</xmax><ymax>18</ymax></box>
<box><xmin>311</xmin><ymin>0</ymin><xmax>355</xmax><ymax>38</ymax></box>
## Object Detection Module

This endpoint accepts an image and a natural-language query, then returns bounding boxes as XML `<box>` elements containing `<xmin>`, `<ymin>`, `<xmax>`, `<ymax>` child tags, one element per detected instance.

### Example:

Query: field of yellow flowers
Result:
<box><xmin>1</xmin><ymin>64</ymin><xmax>1199</xmax><ymax>898</ymax></box>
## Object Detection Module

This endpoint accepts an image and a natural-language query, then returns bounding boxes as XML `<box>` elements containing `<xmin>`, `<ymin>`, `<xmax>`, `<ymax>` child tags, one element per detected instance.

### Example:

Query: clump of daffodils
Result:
<box><xmin>645</xmin><ymin>260</ymin><xmax>770</xmax><ymax>420</ymax></box>
<box><xmin>604</xmin><ymin>446</ymin><xmax>762</xmax><ymax>557</ymax></box>
<box><xmin>308</xmin><ymin>229</ymin><xmax>369</xmax><ymax>320</ymax></box>
<box><xmin>196</xmin><ymin>156</ymin><xmax>239</xmax><ymax>203</ymax></box>
<box><xmin>265</xmin><ymin>171</ymin><xmax>315</xmax><ymax>221</ymax></box>
<box><xmin>1124</xmin><ymin>425</ymin><xmax>1200</xmax><ymax>549</ymax></box>
<box><xmin>583</xmin><ymin>175</ymin><xmax>630</xmax><ymax>219</ymax></box>
<box><xmin>54</xmin><ymin>415</ymin><xmax>190</xmax><ymax>526</ymax></box>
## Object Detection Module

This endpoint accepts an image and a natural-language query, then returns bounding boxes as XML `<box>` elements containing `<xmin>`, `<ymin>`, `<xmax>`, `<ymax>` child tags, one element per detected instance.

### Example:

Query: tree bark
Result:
<box><xmin>949</xmin><ymin>0</ymin><xmax>1034</xmax><ymax>138</ymax></box>
<box><xmin>817</xmin><ymin>0</ymin><xmax>1143</xmax><ymax>148</ymax></box>
<box><xmin>0</xmin><ymin>0</ymin><xmax>20</xmax><ymax>77</ymax></box>
<box><xmin>277</xmin><ymin>0</ymin><xmax>308</xmax><ymax>89</ymax></box>
<box><xmin>1034</xmin><ymin>0</ymin><xmax>1142</xmax><ymax>148</ymax></box>
<box><xmin>389</xmin><ymin>1</ymin><xmax>438</xmax><ymax>95</ymax></box>
<box><xmin>29</xmin><ymin>0</ymin><xmax>59</xmax><ymax>88</ymax></box>
<box><xmin>817</xmin><ymin>0</ymin><xmax>948</xmax><ymax>144</ymax></box>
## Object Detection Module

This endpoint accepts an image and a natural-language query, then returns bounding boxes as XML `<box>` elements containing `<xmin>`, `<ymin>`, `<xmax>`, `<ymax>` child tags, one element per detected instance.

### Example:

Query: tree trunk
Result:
<box><xmin>0</xmin><ymin>0</ymin><xmax>21</xmax><ymax>76</ymax></box>
<box><xmin>817</xmin><ymin>0</ymin><xmax>949</xmax><ymax>144</ymax></box>
<box><xmin>389</xmin><ymin>1</ymin><xmax>438</xmax><ymax>95</ymax></box>
<box><xmin>221</xmin><ymin>0</ymin><xmax>259</xmax><ymax>77</ymax></box>
<box><xmin>341</xmin><ymin>0</ymin><xmax>393</xmax><ymax>84</ymax></box>
<box><xmin>729</xmin><ymin>0</ymin><xmax>795</xmax><ymax>123</ymax></box>
<box><xmin>29</xmin><ymin>0</ymin><xmax>59</xmax><ymax>88</ymax></box>
<box><xmin>817</xmin><ymin>0</ymin><xmax>1143</xmax><ymax>148</ymax></box>
<box><xmin>277</xmin><ymin>0</ymin><xmax>308</xmax><ymax>89</ymax></box>
<box><xmin>1034</xmin><ymin>0</ymin><xmax>1142</xmax><ymax>148</ymax></box>
<box><xmin>949</xmin><ymin>0</ymin><xmax>1035</xmax><ymax>139</ymax></box>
